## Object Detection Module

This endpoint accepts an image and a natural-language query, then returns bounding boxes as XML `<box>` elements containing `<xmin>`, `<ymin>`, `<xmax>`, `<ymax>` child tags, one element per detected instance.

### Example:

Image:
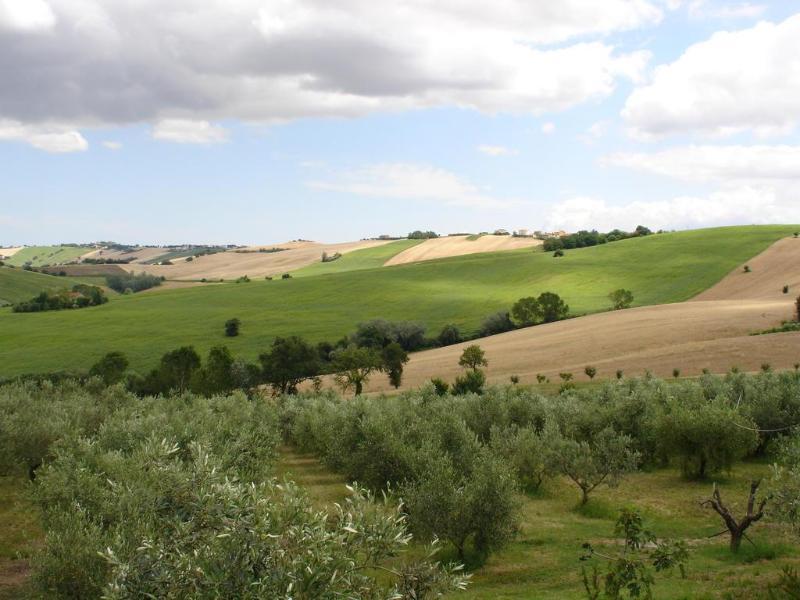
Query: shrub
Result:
<box><xmin>584</xmin><ymin>366</ymin><xmax>597</xmax><ymax>380</ymax></box>
<box><xmin>105</xmin><ymin>272</ymin><xmax>163</xmax><ymax>293</ymax></box>
<box><xmin>352</xmin><ymin>319</ymin><xmax>427</xmax><ymax>351</ymax></box>
<box><xmin>553</xmin><ymin>249</ymin><xmax>564</xmax><ymax>257</ymax></box>
<box><xmin>224</xmin><ymin>317</ymin><xmax>240</xmax><ymax>337</ymax></box>
<box><xmin>511</xmin><ymin>297</ymin><xmax>542</xmax><ymax>327</ymax></box>
<box><xmin>452</xmin><ymin>369</ymin><xmax>486</xmax><ymax>395</ymax></box>
<box><xmin>437</xmin><ymin>324</ymin><xmax>462</xmax><ymax>346</ymax></box>
<box><xmin>382</xmin><ymin>342</ymin><xmax>410</xmax><ymax>389</ymax></box>
<box><xmin>608</xmin><ymin>288</ymin><xmax>634</xmax><ymax>310</ymax></box>
<box><xmin>538</xmin><ymin>291</ymin><xmax>569</xmax><ymax>323</ymax></box>
<box><xmin>744</xmin><ymin>265</ymin><xmax>751</xmax><ymax>273</ymax></box>
<box><xmin>673</xmin><ymin>368</ymin><xmax>681</xmax><ymax>379</ymax></box>
<box><xmin>281</xmin><ymin>273</ymin><xmax>291</xmax><ymax>279</ymax></box>
<box><xmin>13</xmin><ymin>285</ymin><xmax>108</xmax><ymax>313</ymax></box>
<box><xmin>784</xmin><ymin>285</ymin><xmax>790</xmax><ymax>294</ymax></box>
<box><xmin>480</xmin><ymin>311</ymin><xmax>515</xmax><ymax>336</ymax></box>
<box><xmin>430</xmin><ymin>378</ymin><xmax>450</xmax><ymax>396</ymax></box>
<box><xmin>89</xmin><ymin>352</ymin><xmax>129</xmax><ymax>385</ymax></box>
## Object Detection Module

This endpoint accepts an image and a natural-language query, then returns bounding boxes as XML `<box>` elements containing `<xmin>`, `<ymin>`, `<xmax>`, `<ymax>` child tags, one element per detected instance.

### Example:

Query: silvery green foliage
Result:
<box><xmin>772</xmin><ymin>433</ymin><xmax>800</xmax><ymax>532</ymax></box>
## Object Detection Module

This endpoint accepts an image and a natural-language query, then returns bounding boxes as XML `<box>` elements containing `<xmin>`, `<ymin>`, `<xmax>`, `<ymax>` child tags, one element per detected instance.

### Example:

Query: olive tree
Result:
<box><xmin>545</xmin><ymin>427</ymin><xmax>640</xmax><ymax>505</ymax></box>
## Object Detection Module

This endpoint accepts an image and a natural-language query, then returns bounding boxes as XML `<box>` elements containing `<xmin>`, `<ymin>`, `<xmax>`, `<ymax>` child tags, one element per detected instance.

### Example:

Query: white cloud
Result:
<box><xmin>477</xmin><ymin>145</ymin><xmax>517</xmax><ymax>157</ymax></box>
<box><xmin>102</xmin><ymin>141</ymin><xmax>122</xmax><ymax>150</ymax></box>
<box><xmin>0</xmin><ymin>0</ymin><xmax>656</xmax><ymax>138</ymax></box>
<box><xmin>604</xmin><ymin>145</ymin><xmax>800</xmax><ymax>183</ymax></box>
<box><xmin>687</xmin><ymin>1</ymin><xmax>766</xmax><ymax>19</ymax></box>
<box><xmin>541</xmin><ymin>122</ymin><xmax>556</xmax><ymax>135</ymax></box>
<box><xmin>0</xmin><ymin>0</ymin><xmax>55</xmax><ymax>31</ymax></box>
<box><xmin>547</xmin><ymin>187</ymin><xmax>800</xmax><ymax>232</ymax></box>
<box><xmin>308</xmin><ymin>162</ymin><xmax>522</xmax><ymax>208</ymax></box>
<box><xmin>623</xmin><ymin>13</ymin><xmax>800</xmax><ymax>138</ymax></box>
<box><xmin>151</xmin><ymin>120</ymin><xmax>228</xmax><ymax>144</ymax></box>
<box><xmin>0</xmin><ymin>120</ymin><xmax>87</xmax><ymax>152</ymax></box>
<box><xmin>579</xmin><ymin>121</ymin><xmax>610</xmax><ymax>144</ymax></box>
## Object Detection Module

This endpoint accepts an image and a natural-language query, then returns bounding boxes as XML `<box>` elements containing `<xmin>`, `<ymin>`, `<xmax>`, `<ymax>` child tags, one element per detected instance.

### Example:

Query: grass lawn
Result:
<box><xmin>4</xmin><ymin>246</ymin><xmax>91</xmax><ymax>268</ymax></box>
<box><xmin>292</xmin><ymin>239</ymin><xmax>423</xmax><ymax>277</ymax></box>
<box><xmin>0</xmin><ymin>477</ymin><xmax>40</xmax><ymax>600</ymax></box>
<box><xmin>0</xmin><ymin>266</ymin><xmax>108</xmax><ymax>305</ymax></box>
<box><xmin>0</xmin><ymin>225</ymin><xmax>796</xmax><ymax>377</ymax></box>
<box><xmin>276</xmin><ymin>449</ymin><xmax>799</xmax><ymax>599</ymax></box>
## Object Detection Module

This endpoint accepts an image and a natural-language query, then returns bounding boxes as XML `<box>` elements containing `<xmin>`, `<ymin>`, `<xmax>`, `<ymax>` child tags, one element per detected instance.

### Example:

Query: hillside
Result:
<box><xmin>0</xmin><ymin>225</ymin><xmax>796</xmax><ymax>376</ymax></box>
<box><xmin>4</xmin><ymin>245</ymin><xmax>93</xmax><ymax>267</ymax></box>
<box><xmin>0</xmin><ymin>267</ymin><xmax>103</xmax><ymax>305</ymax></box>
<box><xmin>384</xmin><ymin>234</ymin><xmax>542</xmax><ymax>265</ymax></box>
<box><xmin>292</xmin><ymin>239</ymin><xmax>422</xmax><ymax>277</ymax></box>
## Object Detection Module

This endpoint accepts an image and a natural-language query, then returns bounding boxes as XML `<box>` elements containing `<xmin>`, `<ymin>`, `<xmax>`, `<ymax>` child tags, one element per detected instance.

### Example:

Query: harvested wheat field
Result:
<box><xmin>384</xmin><ymin>234</ymin><xmax>541</xmax><ymax>266</ymax></box>
<box><xmin>137</xmin><ymin>240</ymin><xmax>392</xmax><ymax>280</ymax></box>
<box><xmin>0</xmin><ymin>247</ymin><xmax>22</xmax><ymax>258</ymax></box>
<box><xmin>365</xmin><ymin>237</ymin><xmax>800</xmax><ymax>392</ymax></box>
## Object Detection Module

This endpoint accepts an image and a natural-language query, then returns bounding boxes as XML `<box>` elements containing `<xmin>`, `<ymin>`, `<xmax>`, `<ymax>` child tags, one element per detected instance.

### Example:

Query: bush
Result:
<box><xmin>452</xmin><ymin>369</ymin><xmax>486</xmax><ymax>395</ymax></box>
<box><xmin>105</xmin><ymin>272</ymin><xmax>163</xmax><ymax>293</ymax></box>
<box><xmin>13</xmin><ymin>285</ymin><xmax>108</xmax><ymax>313</ymax></box>
<box><xmin>437</xmin><ymin>324</ymin><xmax>462</xmax><ymax>346</ymax></box>
<box><xmin>89</xmin><ymin>352</ymin><xmax>129</xmax><ymax>385</ymax></box>
<box><xmin>480</xmin><ymin>311</ymin><xmax>515</xmax><ymax>336</ymax></box>
<box><xmin>224</xmin><ymin>317</ymin><xmax>240</xmax><ymax>337</ymax></box>
<box><xmin>352</xmin><ymin>319</ymin><xmax>427</xmax><ymax>351</ymax></box>
<box><xmin>430</xmin><ymin>378</ymin><xmax>450</xmax><ymax>396</ymax></box>
<box><xmin>609</xmin><ymin>288</ymin><xmax>634</xmax><ymax>310</ymax></box>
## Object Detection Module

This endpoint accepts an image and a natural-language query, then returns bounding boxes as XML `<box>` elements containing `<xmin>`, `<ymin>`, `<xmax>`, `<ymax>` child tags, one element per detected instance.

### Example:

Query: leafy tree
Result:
<box><xmin>89</xmin><ymin>352</ymin><xmax>129</xmax><ymax>385</ymax></box>
<box><xmin>382</xmin><ymin>342</ymin><xmax>410</xmax><ymax>389</ymax></box>
<box><xmin>160</xmin><ymin>346</ymin><xmax>201</xmax><ymax>393</ymax></box>
<box><xmin>352</xmin><ymin>319</ymin><xmax>427</xmax><ymax>351</ymax></box>
<box><xmin>538</xmin><ymin>291</ymin><xmax>569</xmax><ymax>323</ymax></box>
<box><xmin>546</xmin><ymin>427</ymin><xmax>640</xmax><ymax>505</ymax></box>
<box><xmin>609</xmin><ymin>289</ymin><xmax>634</xmax><ymax>310</ymax></box>
<box><xmin>559</xmin><ymin>372</ymin><xmax>573</xmax><ymax>382</ymax></box>
<box><xmin>260</xmin><ymin>336</ymin><xmax>320</xmax><ymax>395</ymax></box>
<box><xmin>452</xmin><ymin>369</ymin><xmax>486</xmax><ymax>395</ymax></box>
<box><xmin>511</xmin><ymin>297</ymin><xmax>542</xmax><ymax>327</ymax></box>
<box><xmin>402</xmin><ymin>450</ymin><xmax>519</xmax><ymax>562</ymax></box>
<box><xmin>332</xmin><ymin>345</ymin><xmax>384</xmax><ymax>395</ymax></box>
<box><xmin>581</xmin><ymin>508</ymin><xmax>688</xmax><ymax>599</ymax></box>
<box><xmin>634</xmin><ymin>225</ymin><xmax>652</xmax><ymax>236</ymax></box>
<box><xmin>479</xmin><ymin>311</ymin><xmax>516</xmax><ymax>336</ymax></box>
<box><xmin>584</xmin><ymin>366</ymin><xmax>597</xmax><ymax>380</ymax></box>
<box><xmin>224</xmin><ymin>318</ymin><xmax>240</xmax><ymax>337</ymax></box>
<box><xmin>194</xmin><ymin>346</ymin><xmax>235</xmax><ymax>396</ymax></box>
<box><xmin>655</xmin><ymin>398</ymin><xmax>758</xmax><ymax>479</ymax></box>
<box><xmin>430</xmin><ymin>378</ymin><xmax>450</xmax><ymax>396</ymax></box>
<box><xmin>438</xmin><ymin>324</ymin><xmax>462</xmax><ymax>346</ymax></box>
<box><xmin>408</xmin><ymin>230</ymin><xmax>439</xmax><ymax>239</ymax></box>
<box><xmin>459</xmin><ymin>345</ymin><xmax>488</xmax><ymax>371</ymax></box>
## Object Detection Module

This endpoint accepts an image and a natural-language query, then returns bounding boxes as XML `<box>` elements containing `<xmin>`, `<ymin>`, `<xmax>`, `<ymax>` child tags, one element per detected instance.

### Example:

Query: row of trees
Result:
<box><xmin>105</xmin><ymin>271</ymin><xmax>164</xmax><ymax>293</ymax></box>
<box><xmin>543</xmin><ymin>226</ymin><xmax>653</xmax><ymax>251</ymax></box>
<box><xmin>12</xmin><ymin>284</ymin><xmax>108</xmax><ymax>313</ymax></box>
<box><xmin>283</xmin><ymin>369</ymin><xmax>800</xmax><ymax>562</ymax></box>
<box><xmin>0</xmin><ymin>381</ymin><xmax>466</xmax><ymax>598</ymax></box>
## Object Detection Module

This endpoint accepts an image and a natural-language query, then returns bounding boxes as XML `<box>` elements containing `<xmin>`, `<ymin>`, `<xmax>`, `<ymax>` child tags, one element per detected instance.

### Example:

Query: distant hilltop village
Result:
<box><xmin>377</xmin><ymin>229</ymin><xmax>569</xmax><ymax>240</ymax></box>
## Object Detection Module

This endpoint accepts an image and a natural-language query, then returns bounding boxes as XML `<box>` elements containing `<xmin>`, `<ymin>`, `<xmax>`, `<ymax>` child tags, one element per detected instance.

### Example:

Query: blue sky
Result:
<box><xmin>1</xmin><ymin>0</ymin><xmax>799</xmax><ymax>245</ymax></box>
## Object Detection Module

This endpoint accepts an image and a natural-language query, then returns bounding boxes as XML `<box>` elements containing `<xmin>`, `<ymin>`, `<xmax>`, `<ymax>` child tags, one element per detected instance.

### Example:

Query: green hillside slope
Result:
<box><xmin>0</xmin><ymin>225</ymin><xmax>795</xmax><ymax>376</ymax></box>
<box><xmin>292</xmin><ymin>239</ymin><xmax>423</xmax><ymax>277</ymax></box>
<box><xmin>0</xmin><ymin>267</ymin><xmax>101</xmax><ymax>305</ymax></box>
<box><xmin>5</xmin><ymin>245</ymin><xmax>92</xmax><ymax>267</ymax></box>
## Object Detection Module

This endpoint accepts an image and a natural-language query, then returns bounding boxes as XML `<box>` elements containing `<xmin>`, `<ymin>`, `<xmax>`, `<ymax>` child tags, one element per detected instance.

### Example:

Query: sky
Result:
<box><xmin>1</xmin><ymin>0</ymin><xmax>800</xmax><ymax>245</ymax></box>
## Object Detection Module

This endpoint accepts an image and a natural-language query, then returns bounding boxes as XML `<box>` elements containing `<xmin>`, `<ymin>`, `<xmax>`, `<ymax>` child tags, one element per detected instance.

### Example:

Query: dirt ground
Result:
<box><xmin>384</xmin><ymin>235</ymin><xmax>542</xmax><ymax>266</ymax></box>
<box><xmin>362</xmin><ymin>236</ymin><xmax>800</xmax><ymax>393</ymax></box>
<box><xmin>133</xmin><ymin>240</ymin><xmax>392</xmax><ymax>280</ymax></box>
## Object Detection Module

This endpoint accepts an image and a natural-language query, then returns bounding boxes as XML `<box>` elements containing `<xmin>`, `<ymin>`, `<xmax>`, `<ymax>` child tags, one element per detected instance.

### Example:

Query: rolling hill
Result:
<box><xmin>3</xmin><ymin>245</ymin><xmax>93</xmax><ymax>267</ymax></box>
<box><xmin>0</xmin><ymin>225</ymin><xmax>796</xmax><ymax>377</ymax></box>
<box><xmin>0</xmin><ymin>267</ymin><xmax>105</xmax><ymax>305</ymax></box>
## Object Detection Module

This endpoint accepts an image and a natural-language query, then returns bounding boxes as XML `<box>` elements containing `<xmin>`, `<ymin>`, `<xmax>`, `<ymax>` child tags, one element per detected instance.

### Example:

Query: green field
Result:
<box><xmin>4</xmin><ymin>246</ymin><xmax>92</xmax><ymax>268</ymax></box>
<box><xmin>292</xmin><ymin>239</ymin><xmax>423</xmax><ymax>277</ymax></box>
<box><xmin>0</xmin><ymin>225</ymin><xmax>796</xmax><ymax>377</ymax></box>
<box><xmin>0</xmin><ymin>267</ymin><xmax>105</xmax><ymax>305</ymax></box>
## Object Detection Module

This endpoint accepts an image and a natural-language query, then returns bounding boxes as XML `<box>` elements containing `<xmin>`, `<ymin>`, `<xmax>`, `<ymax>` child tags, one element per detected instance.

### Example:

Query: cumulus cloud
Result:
<box><xmin>307</xmin><ymin>162</ymin><xmax>523</xmax><ymax>208</ymax></box>
<box><xmin>547</xmin><ymin>188</ymin><xmax>800</xmax><ymax>232</ymax></box>
<box><xmin>0</xmin><ymin>120</ymin><xmax>87</xmax><ymax>152</ymax></box>
<box><xmin>0</xmin><ymin>0</ymin><xmax>56</xmax><ymax>31</ymax></box>
<box><xmin>0</xmin><ymin>0</ymin><xmax>657</xmax><ymax>143</ymax></box>
<box><xmin>477</xmin><ymin>145</ymin><xmax>517</xmax><ymax>157</ymax></box>
<box><xmin>151</xmin><ymin>120</ymin><xmax>228</xmax><ymax>144</ymax></box>
<box><xmin>623</xmin><ymin>13</ymin><xmax>800</xmax><ymax>138</ymax></box>
<box><xmin>604</xmin><ymin>145</ymin><xmax>800</xmax><ymax>183</ymax></box>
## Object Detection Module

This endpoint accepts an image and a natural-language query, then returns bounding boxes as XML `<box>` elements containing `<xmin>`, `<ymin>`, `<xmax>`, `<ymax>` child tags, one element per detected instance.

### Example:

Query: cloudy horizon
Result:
<box><xmin>1</xmin><ymin>0</ymin><xmax>799</xmax><ymax>245</ymax></box>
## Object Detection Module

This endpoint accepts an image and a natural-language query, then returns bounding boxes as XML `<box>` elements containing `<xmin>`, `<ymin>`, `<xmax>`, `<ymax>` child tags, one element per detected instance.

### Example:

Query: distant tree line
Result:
<box><xmin>408</xmin><ymin>230</ymin><xmax>439</xmax><ymax>239</ymax></box>
<box><xmin>12</xmin><ymin>285</ymin><xmax>108</xmax><ymax>313</ymax></box>
<box><xmin>82</xmin><ymin>257</ymin><xmax>133</xmax><ymax>264</ymax></box>
<box><xmin>105</xmin><ymin>272</ymin><xmax>164</xmax><ymax>293</ymax></box>
<box><xmin>543</xmin><ymin>225</ymin><xmax>653</xmax><ymax>252</ymax></box>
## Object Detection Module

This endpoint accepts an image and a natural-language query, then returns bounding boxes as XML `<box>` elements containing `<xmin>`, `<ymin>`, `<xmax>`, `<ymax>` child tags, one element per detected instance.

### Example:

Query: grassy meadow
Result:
<box><xmin>3</xmin><ymin>246</ymin><xmax>91</xmax><ymax>268</ymax></box>
<box><xmin>292</xmin><ymin>239</ymin><xmax>423</xmax><ymax>277</ymax></box>
<box><xmin>0</xmin><ymin>267</ymin><xmax>106</xmax><ymax>306</ymax></box>
<box><xmin>0</xmin><ymin>225</ymin><xmax>796</xmax><ymax>377</ymax></box>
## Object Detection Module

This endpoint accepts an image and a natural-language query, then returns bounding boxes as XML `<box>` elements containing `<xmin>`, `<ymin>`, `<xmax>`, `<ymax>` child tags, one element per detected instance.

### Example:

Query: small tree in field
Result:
<box><xmin>584</xmin><ymin>366</ymin><xmax>597</xmax><ymax>380</ymax></box>
<box><xmin>260</xmin><ymin>336</ymin><xmax>320</xmax><ymax>395</ymax></box>
<box><xmin>332</xmin><ymin>345</ymin><xmax>384</xmax><ymax>395</ymax></box>
<box><xmin>559</xmin><ymin>372</ymin><xmax>573</xmax><ymax>382</ymax></box>
<box><xmin>459</xmin><ymin>345</ymin><xmax>487</xmax><ymax>372</ymax></box>
<box><xmin>538</xmin><ymin>292</ymin><xmax>569</xmax><ymax>323</ymax></box>
<box><xmin>546</xmin><ymin>427</ymin><xmax>640</xmax><ymax>505</ymax></box>
<box><xmin>608</xmin><ymin>289</ymin><xmax>634</xmax><ymax>310</ymax></box>
<box><xmin>511</xmin><ymin>297</ymin><xmax>542</xmax><ymax>327</ymax></box>
<box><xmin>672</xmin><ymin>368</ymin><xmax>681</xmax><ymax>379</ymax></box>
<box><xmin>536</xmin><ymin>374</ymin><xmax>548</xmax><ymax>384</ymax></box>
<box><xmin>581</xmin><ymin>508</ymin><xmax>689</xmax><ymax>599</ymax></box>
<box><xmin>224</xmin><ymin>318</ymin><xmax>240</xmax><ymax>337</ymax></box>
<box><xmin>382</xmin><ymin>342</ymin><xmax>409</xmax><ymax>389</ymax></box>
<box><xmin>702</xmin><ymin>481</ymin><xmax>767</xmax><ymax>553</ymax></box>
<box><xmin>89</xmin><ymin>352</ymin><xmax>129</xmax><ymax>385</ymax></box>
